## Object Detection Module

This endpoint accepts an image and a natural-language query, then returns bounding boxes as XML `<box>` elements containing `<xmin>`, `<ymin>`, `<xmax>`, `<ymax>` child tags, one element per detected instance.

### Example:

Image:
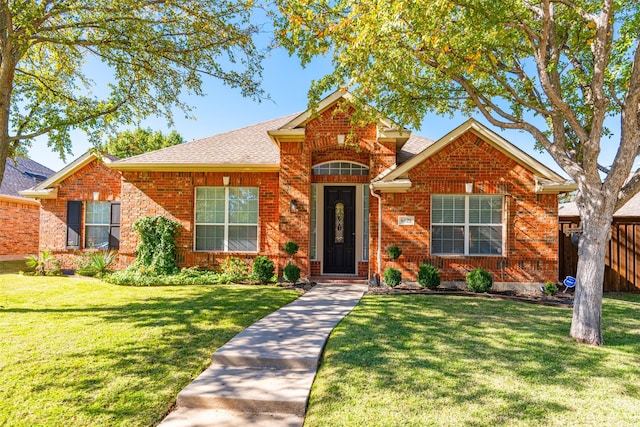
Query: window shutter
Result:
<box><xmin>67</xmin><ymin>201</ymin><xmax>82</xmax><ymax>248</ymax></box>
<box><xmin>109</xmin><ymin>202</ymin><xmax>121</xmax><ymax>250</ymax></box>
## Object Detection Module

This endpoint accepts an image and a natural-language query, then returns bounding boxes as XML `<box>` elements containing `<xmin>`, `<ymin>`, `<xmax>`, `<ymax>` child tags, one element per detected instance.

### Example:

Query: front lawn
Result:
<box><xmin>307</xmin><ymin>294</ymin><xmax>640</xmax><ymax>427</ymax></box>
<box><xmin>0</xmin><ymin>274</ymin><xmax>298</xmax><ymax>426</ymax></box>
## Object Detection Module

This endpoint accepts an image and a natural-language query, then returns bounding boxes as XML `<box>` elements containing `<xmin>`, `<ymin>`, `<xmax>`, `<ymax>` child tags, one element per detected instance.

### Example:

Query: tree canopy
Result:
<box><xmin>0</xmin><ymin>0</ymin><xmax>263</xmax><ymax>184</ymax></box>
<box><xmin>103</xmin><ymin>128</ymin><xmax>184</xmax><ymax>159</ymax></box>
<box><xmin>274</xmin><ymin>0</ymin><xmax>640</xmax><ymax>345</ymax></box>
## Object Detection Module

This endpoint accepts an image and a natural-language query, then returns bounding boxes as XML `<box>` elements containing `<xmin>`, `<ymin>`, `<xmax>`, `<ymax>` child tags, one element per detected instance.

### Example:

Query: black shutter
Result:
<box><xmin>67</xmin><ymin>201</ymin><xmax>82</xmax><ymax>249</ymax></box>
<box><xmin>109</xmin><ymin>202</ymin><xmax>121</xmax><ymax>250</ymax></box>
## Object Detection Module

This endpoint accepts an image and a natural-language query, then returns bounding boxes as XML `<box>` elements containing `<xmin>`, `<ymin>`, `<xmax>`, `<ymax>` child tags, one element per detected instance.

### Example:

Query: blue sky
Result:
<box><xmin>27</xmin><ymin>42</ymin><xmax>624</xmax><ymax>178</ymax></box>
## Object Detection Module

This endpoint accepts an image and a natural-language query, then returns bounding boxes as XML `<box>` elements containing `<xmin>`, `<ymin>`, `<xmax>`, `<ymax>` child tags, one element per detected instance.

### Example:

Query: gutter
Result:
<box><xmin>369</xmin><ymin>184</ymin><xmax>383</xmax><ymax>284</ymax></box>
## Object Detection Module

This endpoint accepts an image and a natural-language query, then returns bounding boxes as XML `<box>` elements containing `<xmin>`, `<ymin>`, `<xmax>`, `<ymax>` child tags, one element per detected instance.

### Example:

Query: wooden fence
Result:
<box><xmin>559</xmin><ymin>219</ymin><xmax>640</xmax><ymax>292</ymax></box>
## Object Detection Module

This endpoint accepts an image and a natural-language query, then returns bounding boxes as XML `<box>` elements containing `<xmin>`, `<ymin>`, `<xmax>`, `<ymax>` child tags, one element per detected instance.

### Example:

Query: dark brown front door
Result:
<box><xmin>324</xmin><ymin>186</ymin><xmax>356</xmax><ymax>274</ymax></box>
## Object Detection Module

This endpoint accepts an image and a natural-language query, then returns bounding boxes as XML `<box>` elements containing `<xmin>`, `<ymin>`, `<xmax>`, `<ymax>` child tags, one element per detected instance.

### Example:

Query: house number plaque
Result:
<box><xmin>398</xmin><ymin>215</ymin><xmax>415</xmax><ymax>226</ymax></box>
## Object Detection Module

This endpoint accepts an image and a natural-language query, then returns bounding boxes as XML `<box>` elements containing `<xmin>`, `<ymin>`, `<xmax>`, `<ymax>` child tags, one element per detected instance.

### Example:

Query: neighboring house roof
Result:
<box><xmin>109</xmin><ymin>114</ymin><xmax>298</xmax><ymax>172</ymax></box>
<box><xmin>371</xmin><ymin>118</ymin><xmax>577</xmax><ymax>194</ymax></box>
<box><xmin>1</xmin><ymin>157</ymin><xmax>54</xmax><ymax>204</ymax></box>
<box><xmin>559</xmin><ymin>192</ymin><xmax>640</xmax><ymax>218</ymax></box>
<box><xmin>20</xmin><ymin>151</ymin><xmax>118</xmax><ymax>199</ymax></box>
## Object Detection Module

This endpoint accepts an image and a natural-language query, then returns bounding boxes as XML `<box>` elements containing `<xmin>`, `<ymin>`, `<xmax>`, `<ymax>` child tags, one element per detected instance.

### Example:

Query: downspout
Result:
<box><xmin>369</xmin><ymin>184</ymin><xmax>382</xmax><ymax>285</ymax></box>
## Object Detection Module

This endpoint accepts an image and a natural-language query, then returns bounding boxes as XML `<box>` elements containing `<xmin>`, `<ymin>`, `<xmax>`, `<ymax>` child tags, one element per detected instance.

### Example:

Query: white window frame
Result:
<box><xmin>431</xmin><ymin>194</ymin><xmax>504</xmax><ymax>256</ymax></box>
<box><xmin>194</xmin><ymin>186</ymin><xmax>259</xmax><ymax>252</ymax></box>
<box><xmin>84</xmin><ymin>201</ymin><xmax>111</xmax><ymax>249</ymax></box>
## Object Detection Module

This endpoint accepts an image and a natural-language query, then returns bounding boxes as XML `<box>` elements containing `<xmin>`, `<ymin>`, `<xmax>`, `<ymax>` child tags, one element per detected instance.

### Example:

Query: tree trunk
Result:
<box><xmin>570</xmin><ymin>212</ymin><xmax>611</xmax><ymax>345</ymax></box>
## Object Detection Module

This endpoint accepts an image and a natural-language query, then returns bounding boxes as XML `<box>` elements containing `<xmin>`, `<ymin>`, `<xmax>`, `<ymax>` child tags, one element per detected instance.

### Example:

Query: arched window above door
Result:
<box><xmin>312</xmin><ymin>162</ymin><xmax>369</xmax><ymax>176</ymax></box>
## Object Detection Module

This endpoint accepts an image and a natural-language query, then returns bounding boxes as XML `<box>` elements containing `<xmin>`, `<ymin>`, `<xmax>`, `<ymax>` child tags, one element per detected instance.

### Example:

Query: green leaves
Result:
<box><xmin>1</xmin><ymin>0</ymin><xmax>265</xmax><ymax>184</ymax></box>
<box><xmin>103</xmin><ymin>128</ymin><xmax>184</xmax><ymax>158</ymax></box>
<box><xmin>132</xmin><ymin>215</ymin><xmax>181</xmax><ymax>275</ymax></box>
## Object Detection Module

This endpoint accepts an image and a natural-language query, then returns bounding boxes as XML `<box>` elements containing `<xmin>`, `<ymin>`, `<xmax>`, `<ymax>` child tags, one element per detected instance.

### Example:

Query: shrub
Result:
<box><xmin>284</xmin><ymin>241</ymin><xmax>299</xmax><ymax>257</ymax></box>
<box><xmin>417</xmin><ymin>264</ymin><xmax>440</xmax><ymax>289</ymax></box>
<box><xmin>384</xmin><ymin>267</ymin><xmax>402</xmax><ymax>287</ymax></box>
<box><xmin>252</xmin><ymin>256</ymin><xmax>275</xmax><ymax>284</ymax></box>
<box><xmin>386</xmin><ymin>245</ymin><xmax>402</xmax><ymax>260</ymax></box>
<box><xmin>466</xmin><ymin>267</ymin><xmax>493</xmax><ymax>293</ymax></box>
<box><xmin>219</xmin><ymin>257</ymin><xmax>250</xmax><ymax>282</ymax></box>
<box><xmin>132</xmin><ymin>216</ymin><xmax>180</xmax><ymax>275</ymax></box>
<box><xmin>25</xmin><ymin>250</ymin><xmax>61</xmax><ymax>276</ymax></box>
<box><xmin>283</xmin><ymin>263</ymin><xmax>301</xmax><ymax>284</ymax></box>
<box><xmin>542</xmin><ymin>281</ymin><xmax>559</xmax><ymax>296</ymax></box>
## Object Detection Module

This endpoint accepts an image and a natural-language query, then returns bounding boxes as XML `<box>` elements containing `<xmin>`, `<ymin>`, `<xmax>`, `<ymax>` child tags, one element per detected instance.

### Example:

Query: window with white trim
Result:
<box><xmin>312</xmin><ymin>162</ymin><xmax>369</xmax><ymax>176</ymax></box>
<box><xmin>195</xmin><ymin>187</ymin><xmax>258</xmax><ymax>252</ymax></box>
<box><xmin>431</xmin><ymin>195</ymin><xmax>503</xmax><ymax>255</ymax></box>
<box><xmin>84</xmin><ymin>201</ymin><xmax>120</xmax><ymax>250</ymax></box>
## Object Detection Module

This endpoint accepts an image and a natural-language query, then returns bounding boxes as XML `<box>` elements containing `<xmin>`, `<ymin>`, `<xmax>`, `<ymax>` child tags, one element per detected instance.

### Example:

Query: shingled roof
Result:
<box><xmin>109</xmin><ymin>114</ymin><xmax>300</xmax><ymax>171</ymax></box>
<box><xmin>1</xmin><ymin>157</ymin><xmax>54</xmax><ymax>198</ymax></box>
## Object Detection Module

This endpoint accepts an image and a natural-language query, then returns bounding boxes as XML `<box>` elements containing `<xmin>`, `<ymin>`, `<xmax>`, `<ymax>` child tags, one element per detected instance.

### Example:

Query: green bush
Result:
<box><xmin>386</xmin><ymin>245</ymin><xmax>402</xmax><ymax>260</ymax></box>
<box><xmin>252</xmin><ymin>256</ymin><xmax>275</xmax><ymax>284</ymax></box>
<box><xmin>25</xmin><ymin>250</ymin><xmax>62</xmax><ymax>276</ymax></box>
<box><xmin>466</xmin><ymin>267</ymin><xmax>493</xmax><ymax>293</ymax></box>
<box><xmin>219</xmin><ymin>257</ymin><xmax>250</xmax><ymax>282</ymax></box>
<box><xmin>284</xmin><ymin>241</ymin><xmax>299</xmax><ymax>257</ymax></box>
<box><xmin>283</xmin><ymin>263</ymin><xmax>301</xmax><ymax>284</ymax></box>
<box><xmin>542</xmin><ymin>281</ymin><xmax>559</xmax><ymax>296</ymax></box>
<box><xmin>132</xmin><ymin>216</ymin><xmax>180</xmax><ymax>275</ymax></box>
<box><xmin>384</xmin><ymin>267</ymin><xmax>402</xmax><ymax>287</ymax></box>
<box><xmin>105</xmin><ymin>268</ymin><xmax>233</xmax><ymax>286</ymax></box>
<box><xmin>417</xmin><ymin>264</ymin><xmax>440</xmax><ymax>289</ymax></box>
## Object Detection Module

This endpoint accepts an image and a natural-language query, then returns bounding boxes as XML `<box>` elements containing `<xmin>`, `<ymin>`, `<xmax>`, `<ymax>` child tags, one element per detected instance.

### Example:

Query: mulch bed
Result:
<box><xmin>367</xmin><ymin>282</ymin><xmax>574</xmax><ymax>308</ymax></box>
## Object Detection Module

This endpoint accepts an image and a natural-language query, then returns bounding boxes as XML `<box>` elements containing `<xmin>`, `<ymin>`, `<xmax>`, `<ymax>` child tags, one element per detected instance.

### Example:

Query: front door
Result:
<box><xmin>324</xmin><ymin>186</ymin><xmax>356</xmax><ymax>274</ymax></box>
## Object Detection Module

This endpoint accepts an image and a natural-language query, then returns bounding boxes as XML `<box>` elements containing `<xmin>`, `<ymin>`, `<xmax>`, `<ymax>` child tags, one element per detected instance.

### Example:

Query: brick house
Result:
<box><xmin>0</xmin><ymin>157</ymin><xmax>53</xmax><ymax>259</ymax></box>
<box><xmin>22</xmin><ymin>91</ymin><xmax>575</xmax><ymax>288</ymax></box>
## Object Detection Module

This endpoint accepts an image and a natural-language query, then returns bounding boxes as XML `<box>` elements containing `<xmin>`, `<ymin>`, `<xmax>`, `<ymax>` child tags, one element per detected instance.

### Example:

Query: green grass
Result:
<box><xmin>0</xmin><ymin>260</ymin><xmax>32</xmax><ymax>274</ymax></box>
<box><xmin>306</xmin><ymin>294</ymin><xmax>640</xmax><ymax>427</ymax></box>
<box><xmin>0</xmin><ymin>274</ymin><xmax>299</xmax><ymax>426</ymax></box>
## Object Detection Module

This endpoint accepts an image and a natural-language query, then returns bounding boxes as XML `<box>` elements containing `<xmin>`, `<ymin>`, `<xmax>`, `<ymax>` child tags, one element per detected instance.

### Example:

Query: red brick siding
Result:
<box><xmin>121</xmin><ymin>170</ymin><xmax>281</xmax><ymax>270</ymax></box>
<box><xmin>38</xmin><ymin>160</ymin><xmax>122</xmax><ymax>268</ymax></box>
<box><xmin>0</xmin><ymin>198</ymin><xmax>40</xmax><ymax>256</ymax></box>
<box><xmin>370</xmin><ymin>131</ymin><xmax>558</xmax><ymax>284</ymax></box>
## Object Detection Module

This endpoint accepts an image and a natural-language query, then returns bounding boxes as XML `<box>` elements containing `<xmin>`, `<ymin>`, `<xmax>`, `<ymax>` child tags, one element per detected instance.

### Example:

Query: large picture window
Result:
<box><xmin>195</xmin><ymin>187</ymin><xmax>258</xmax><ymax>252</ymax></box>
<box><xmin>431</xmin><ymin>195</ymin><xmax>503</xmax><ymax>256</ymax></box>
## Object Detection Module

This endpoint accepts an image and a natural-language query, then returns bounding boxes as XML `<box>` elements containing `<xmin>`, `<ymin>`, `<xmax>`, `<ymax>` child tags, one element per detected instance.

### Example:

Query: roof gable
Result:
<box><xmin>379</xmin><ymin>118</ymin><xmax>567</xmax><ymax>183</ymax></box>
<box><xmin>20</xmin><ymin>151</ymin><xmax>117</xmax><ymax>199</ymax></box>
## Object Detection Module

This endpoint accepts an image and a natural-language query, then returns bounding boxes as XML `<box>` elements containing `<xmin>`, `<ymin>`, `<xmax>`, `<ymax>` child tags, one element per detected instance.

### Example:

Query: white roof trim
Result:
<box><xmin>18</xmin><ymin>188</ymin><xmax>58</xmax><ymax>199</ymax></box>
<box><xmin>20</xmin><ymin>151</ymin><xmax>115</xmax><ymax>199</ymax></box>
<box><xmin>108</xmin><ymin>163</ymin><xmax>279</xmax><ymax>172</ymax></box>
<box><xmin>0</xmin><ymin>193</ymin><xmax>41</xmax><ymax>205</ymax></box>
<box><xmin>382</xmin><ymin>118</ymin><xmax>568</xmax><ymax>183</ymax></box>
<box><xmin>279</xmin><ymin>90</ymin><xmax>353</xmax><ymax>130</ymax></box>
<box><xmin>535</xmin><ymin>177</ymin><xmax>578</xmax><ymax>194</ymax></box>
<box><xmin>370</xmin><ymin>179</ymin><xmax>412</xmax><ymax>193</ymax></box>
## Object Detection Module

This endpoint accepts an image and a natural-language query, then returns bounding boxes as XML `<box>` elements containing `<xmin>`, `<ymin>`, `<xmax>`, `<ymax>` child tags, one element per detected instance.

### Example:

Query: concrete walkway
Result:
<box><xmin>158</xmin><ymin>282</ymin><xmax>368</xmax><ymax>427</ymax></box>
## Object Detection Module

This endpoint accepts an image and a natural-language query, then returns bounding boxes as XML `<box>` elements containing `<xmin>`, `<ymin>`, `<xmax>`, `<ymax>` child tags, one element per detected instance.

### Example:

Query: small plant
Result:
<box><xmin>219</xmin><ymin>257</ymin><xmax>249</xmax><ymax>281</ymax></box>
<box><xmin>284</xmin><ymin>241</ymin><xmax>299</xmax><ymax>257</ymax></box>
<box><xmin>466</xmin><ymin>267</ymin><xmax>493</xmax><ymax>292</ymax></box>
<box><xmin>541</xmin><ymin>281</ymin><xmax>559</xmax><ymax>296</ymax></box>
<box><xmin>386</xmin><ymin>245</ymin><xmax>402</xmax><ymax>260</ymax></box>
<box><xmin>283</xmin><ymin>263</ymin><xmax>301</xmax><ymax>284</ymax></box>
<box><xmin>384</xmin><ymin>267</ymin><xmax>402</xmax><ymax>287</ymax></box>
<box><xmin>252</xmin><ymin>256</ymin><xmax>275</xmax><ymax>284</ymax></box>
<box><xmin>418</xmin><ymin>264</ymin><xmax>440</xmax><ymax>289</ymax></box>
<box><xmin>25</xmin><ymin>250</ymin><xmax>61</xmax><ymax>276</ymax></box>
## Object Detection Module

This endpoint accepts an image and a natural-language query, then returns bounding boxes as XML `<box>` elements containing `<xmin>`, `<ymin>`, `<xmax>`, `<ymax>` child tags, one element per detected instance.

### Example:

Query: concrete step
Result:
<box><xmin>176</xmin><ymin>365</ymin><xmax>316</xmax><ymax>416</ymax></box>
<box><xmin>158</xmin><ymin>408</ymin><xmax>304</xmax><ymax>427</ymax></box>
